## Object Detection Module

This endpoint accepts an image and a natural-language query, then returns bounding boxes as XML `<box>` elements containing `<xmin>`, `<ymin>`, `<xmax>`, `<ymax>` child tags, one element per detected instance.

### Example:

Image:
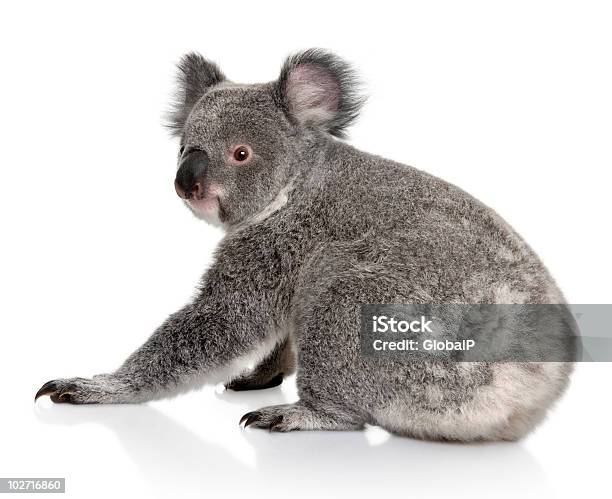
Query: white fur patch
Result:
<box><xmin>233</xmin><ymin>178</ymin><xmax>296</xmax><ymax>231</ymax></box>
<box><xmin>185</xmin><ymin>199</ymin><xmax>224</xmax><ymax>228</ymax></box>
<box><xmin>185</xmin><ymin>184</ymin><xmax>227</xmax><ymax>229</ymax></box>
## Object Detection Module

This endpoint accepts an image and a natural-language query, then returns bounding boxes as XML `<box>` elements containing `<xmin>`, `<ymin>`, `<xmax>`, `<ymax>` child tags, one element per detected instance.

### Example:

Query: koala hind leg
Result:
<box><xmin>240</xmin><ymin>401</ymin><xmax>365</xmax><ymax>432</ymax></box>
<box><xmin>226</xmin><ymin>336</ymin><xmax>296</xmax><ymax>391</ymax></box>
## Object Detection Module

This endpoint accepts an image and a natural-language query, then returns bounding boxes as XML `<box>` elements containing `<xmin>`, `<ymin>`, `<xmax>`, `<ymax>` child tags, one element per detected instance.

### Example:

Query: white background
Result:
<box><xmin>1</xmin><ymin>1</ymin><xmax>611</xmax><ymax>498</ymax></box>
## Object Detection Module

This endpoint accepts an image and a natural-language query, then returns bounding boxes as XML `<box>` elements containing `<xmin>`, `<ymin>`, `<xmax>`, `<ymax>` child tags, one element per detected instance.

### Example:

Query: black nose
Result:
<box><xmin>174</xmin><ymin>149</ymin><xmax>209</xmax><ymax>200</ymax></box>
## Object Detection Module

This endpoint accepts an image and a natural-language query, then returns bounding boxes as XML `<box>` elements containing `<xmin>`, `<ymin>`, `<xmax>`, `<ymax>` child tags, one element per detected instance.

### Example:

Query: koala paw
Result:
<box><xmin>240</xmin><ymin>406</ymin><xmax>288</xmax><ymax>431</ymax></box>
<box><xmin>239</xmin><ymin>402</ymin><xmax>363</xmax><ymax>432</ymax></box>
<box><xmin>35</xmin><ymin>378</ymin><xmax>91</xmax><ymax>404</ymax></box>
<box><xmin>225</xmin><ymin>372</ymin><xmax>284</xmax><ymax>391</ymax></box>
<box><xmin>34</xmin><ymin>375</ymin><xmax>122</xmax><ymax>404</ymax></box>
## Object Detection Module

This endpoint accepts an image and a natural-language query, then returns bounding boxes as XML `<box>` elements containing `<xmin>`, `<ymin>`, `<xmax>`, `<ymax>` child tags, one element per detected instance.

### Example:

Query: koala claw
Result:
<box><xmin>240</xmin><ymin>411</ymin><xmax>285</xmax><ymax>431</ymax></box>
<box><xmin>239</xmin><ymin>411</ymin><xmax>261</xmax><ymax>427</ymax></box>
<box><xmin>35</xmin><ymin>380</ymin><xmax>78</xmax><ymax>404</ymax></box>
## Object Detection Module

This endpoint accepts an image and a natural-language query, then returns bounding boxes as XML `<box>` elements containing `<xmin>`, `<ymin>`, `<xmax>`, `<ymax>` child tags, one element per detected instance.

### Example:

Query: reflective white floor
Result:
<box><xmin>7</xmin><ymin>364</ymin><xmax>605</xmax><ymax>498</ymax></box>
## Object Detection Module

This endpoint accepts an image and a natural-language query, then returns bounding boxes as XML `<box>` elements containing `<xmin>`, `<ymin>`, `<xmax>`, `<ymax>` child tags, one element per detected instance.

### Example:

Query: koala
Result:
<box><xmin>36</xmin><ymin>49</ymin><xmax>573</xmax><ymax>441</ymax></box>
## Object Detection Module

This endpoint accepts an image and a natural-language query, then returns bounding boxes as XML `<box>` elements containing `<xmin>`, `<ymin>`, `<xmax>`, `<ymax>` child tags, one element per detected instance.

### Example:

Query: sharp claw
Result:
<box><xmin>34</xmin><ymin>380</ymin><xmax>59</xmax><ymax>402</ymax></box>
<box><xmin>240</xmin><ymin>412</ymin><xmax>262</xmax><ymax>428</ymax></box>
<box><xmin>239</xmin><ymin>412</ymin><xmax>253</xmax><ymax>426</ymax></box>
<box><xmin>245</xmin><ymin>413</ymin><xmax>261</xmax><ymax>427</ymax></box>
<box><xmin>240</xmin><ymin>412</ymin><xmax>285</xmax><ymax>430</ymax></box>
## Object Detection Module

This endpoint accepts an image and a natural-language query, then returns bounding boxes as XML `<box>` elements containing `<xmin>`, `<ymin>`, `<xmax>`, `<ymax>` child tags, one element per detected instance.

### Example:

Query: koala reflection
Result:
<box><xmin>36</xmin><ymin>50</ymin><xmax>573</xmax><ymax>441</ymax></box>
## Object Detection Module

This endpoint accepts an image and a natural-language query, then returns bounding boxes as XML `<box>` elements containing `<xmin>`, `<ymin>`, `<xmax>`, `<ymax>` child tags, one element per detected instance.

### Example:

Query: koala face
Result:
<box><xmin>167</xmin><ymin>50</ymin><xmax>364</xmax><ymax>227</ymax></box>
<box><xmin>176</xmin><ymin>84</ymin><xmax>295</xmax><ymax>226</ymax></box>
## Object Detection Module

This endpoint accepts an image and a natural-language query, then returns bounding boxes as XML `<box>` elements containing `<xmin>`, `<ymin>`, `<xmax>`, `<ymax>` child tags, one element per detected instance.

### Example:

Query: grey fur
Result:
<box><xmin>36</xmin><ymin>49</ymin><xmax>573</xmax><ymax>441</ymax></box>
<box><xmin>166</xmin><ymin>53</ymin><xmax>226</xmax><ymax>137</ymax></box>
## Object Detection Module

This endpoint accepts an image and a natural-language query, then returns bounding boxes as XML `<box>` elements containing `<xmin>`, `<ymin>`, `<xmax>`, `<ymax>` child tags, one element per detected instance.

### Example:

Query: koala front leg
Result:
<box><xmin>35</xmin><ymin>247</ymin><xmax>281</xmax><ymax>404</ymax></box>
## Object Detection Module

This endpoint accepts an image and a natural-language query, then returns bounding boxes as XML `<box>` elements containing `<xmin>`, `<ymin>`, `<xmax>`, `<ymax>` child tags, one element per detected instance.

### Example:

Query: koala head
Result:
<box><xmin>167</xmin><ymin>49</ymin><xmax>364</xmax><ymax>227</ymax></box>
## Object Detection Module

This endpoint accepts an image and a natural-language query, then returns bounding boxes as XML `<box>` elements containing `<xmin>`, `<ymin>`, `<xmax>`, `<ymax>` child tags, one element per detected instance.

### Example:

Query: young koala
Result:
<box><xmin>36</xmin><ymin>49</ymin><xmax>573</xmax><ymax>441</ymax></box>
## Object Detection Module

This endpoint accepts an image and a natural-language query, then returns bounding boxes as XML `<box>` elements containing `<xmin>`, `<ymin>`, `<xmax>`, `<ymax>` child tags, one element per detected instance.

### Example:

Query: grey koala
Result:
<box><xmin>36</xmin><ymin>49</ymin><xmax>573</xmax><ymax>441</ymax></box>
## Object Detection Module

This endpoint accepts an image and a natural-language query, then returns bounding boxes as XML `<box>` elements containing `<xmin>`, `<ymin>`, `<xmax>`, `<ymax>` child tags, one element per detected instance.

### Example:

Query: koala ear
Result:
<box><xmin>274</xmin><ymin>49</ymin><xmax>365</xmax><ymax>138</ymax></box>
<box><xmin>166</xmin><ymin>52</ymin><xmax>226</xmax><ymax>136</ymax></box>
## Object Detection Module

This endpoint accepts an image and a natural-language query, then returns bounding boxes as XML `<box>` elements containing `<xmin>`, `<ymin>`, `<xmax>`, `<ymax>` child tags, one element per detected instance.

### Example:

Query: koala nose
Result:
<box><xmin>174</xmin><ymin>149</ymin><xmax>209</xmax><ymax>200</ymax></box>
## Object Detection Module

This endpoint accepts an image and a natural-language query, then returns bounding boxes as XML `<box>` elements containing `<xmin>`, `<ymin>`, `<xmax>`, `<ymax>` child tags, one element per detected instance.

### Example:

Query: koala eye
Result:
<box><xmin>230</xmin><ymin>145</ymin><xmax>252</xmax><ymax>165</ymax></box>
<box><xmin>179</xmin><ymin>145</ymin><xmax>185</xmax><ymax>156</ymax></box>
<box><xmin>234</xmin><ymin>146</ymin><xmax>249</xmax><ymax>161</ymax></box>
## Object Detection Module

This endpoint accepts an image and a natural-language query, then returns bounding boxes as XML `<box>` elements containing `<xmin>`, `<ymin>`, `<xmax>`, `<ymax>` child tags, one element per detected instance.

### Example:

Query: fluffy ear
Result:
<box><xmin>274</xmin><ymin>49</ymin><xmax>365</xmax><ymax>138</ymax></box>
<box><xmin>166</xmin><ymin>52</ymin><xmax>226</xmax><ymax>136</ymax></box>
